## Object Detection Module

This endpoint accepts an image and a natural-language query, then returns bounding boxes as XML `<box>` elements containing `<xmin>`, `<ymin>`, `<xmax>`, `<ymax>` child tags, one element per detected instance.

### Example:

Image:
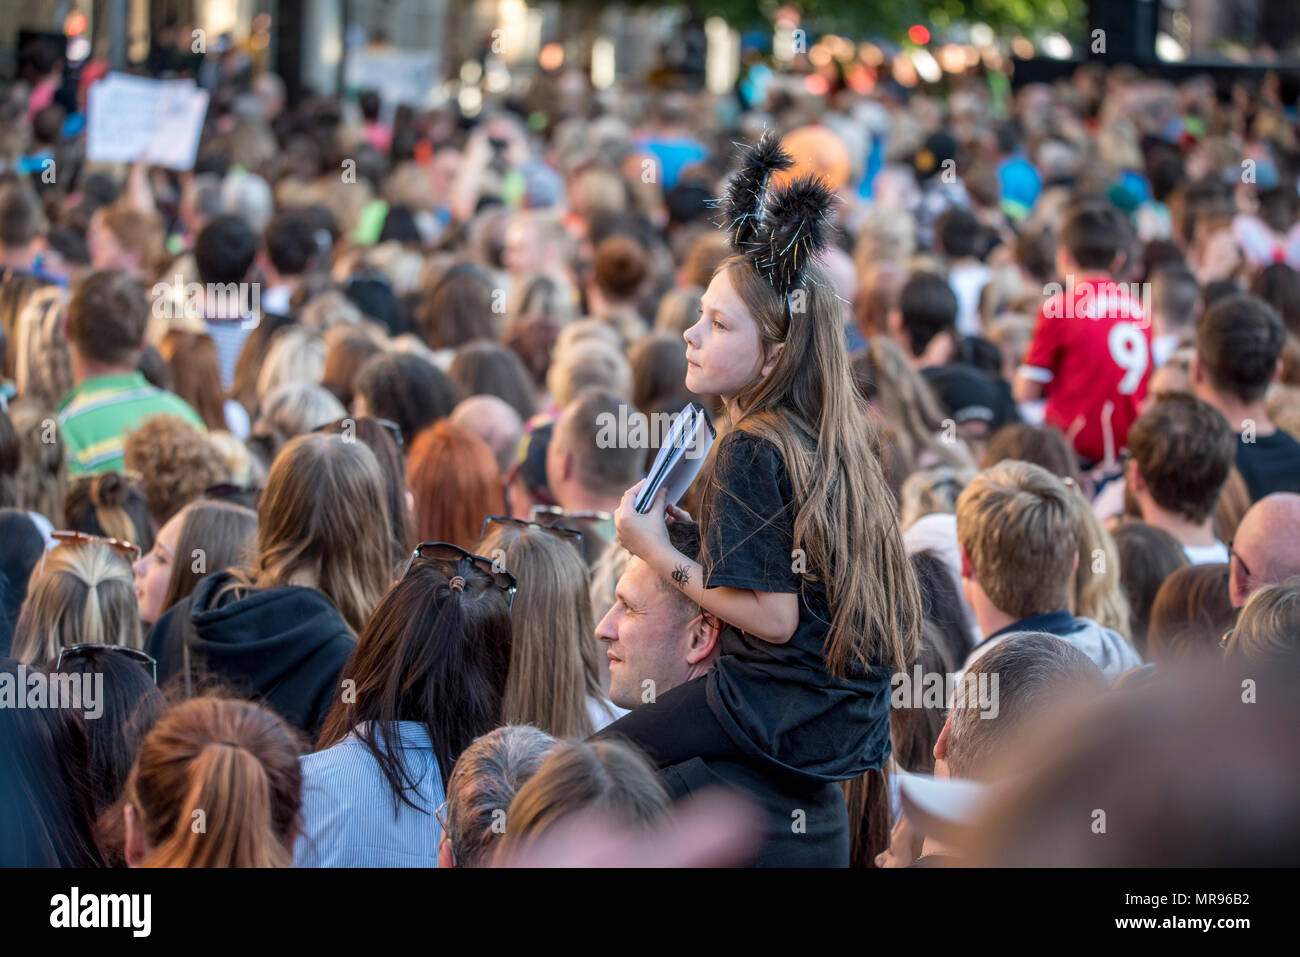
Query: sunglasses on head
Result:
<box><xmin>480</xmin><ymin>515</ymin><xmax>584</xmax><ymax>555</ymax></box>
<box><xmin>402</xmin><ymin>542</ymin><xmax>517</xmax><ymax>609</ymax></box>
<box><xmin>51</xmin><ymin>530</ymin><xmax>142</xmax><ymax>565</ymax></box>
<box><xmin>56</xmin><ymin>643</ymin><xmax>158</xmax><ymax>684</ymax></box>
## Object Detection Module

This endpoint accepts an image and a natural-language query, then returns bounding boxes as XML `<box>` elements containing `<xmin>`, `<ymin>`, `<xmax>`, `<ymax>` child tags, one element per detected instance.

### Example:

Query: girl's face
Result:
<box><xmin>134</xmin><ymin>512</ymin><xmax>184</xmax><ymax>626</ymax></box>
<box><xmin>683</xmin><ymin>267</ymin><xmax>781</xmax><ymax>401</ymax></box>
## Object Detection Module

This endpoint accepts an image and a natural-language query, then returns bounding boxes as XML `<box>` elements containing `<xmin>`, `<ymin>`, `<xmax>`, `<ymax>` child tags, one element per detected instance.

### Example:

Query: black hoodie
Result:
<box><xmin>147</xmin><ymin>572</ymin><xmax>356</xmax><ymax>739</ymax></box>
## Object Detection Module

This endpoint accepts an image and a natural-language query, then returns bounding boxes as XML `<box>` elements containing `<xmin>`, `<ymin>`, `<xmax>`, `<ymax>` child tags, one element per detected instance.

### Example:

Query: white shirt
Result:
<box><xmin>1183</xmin><ymin>541</ymin><xmax>1230</xmax><ymax>565</ymax></box>
<box><xmin>949</xmin><ymin>262</ymin><xmax>992</xmax><ymax>337</ymax></box>
<box><xmin>587</xmin><ymin>694</ymin><xmax>628</xmax><ymax>733</ymax></box>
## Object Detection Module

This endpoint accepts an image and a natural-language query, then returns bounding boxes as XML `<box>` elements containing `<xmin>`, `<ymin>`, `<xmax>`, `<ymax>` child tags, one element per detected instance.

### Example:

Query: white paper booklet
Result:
<box><xmin>634</xmin><ymin>402</ymin><xmax>716</xmax><ymax>513</ymax></box>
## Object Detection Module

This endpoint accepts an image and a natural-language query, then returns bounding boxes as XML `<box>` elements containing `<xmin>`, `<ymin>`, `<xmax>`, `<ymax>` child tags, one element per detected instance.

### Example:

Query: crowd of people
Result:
<box><xmin>1</xmin><ymin>39</ymin><xmax>1299</xmax><ymax>868</ymax></box>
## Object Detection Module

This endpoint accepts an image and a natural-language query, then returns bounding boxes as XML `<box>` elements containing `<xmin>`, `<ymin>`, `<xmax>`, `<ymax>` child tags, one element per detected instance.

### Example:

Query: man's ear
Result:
<box><xmin>1125</xmin><ymin>457</ymin><xmax>1145</xmax><ymax>496</ymax></box>
<box><xmin>934</xmin><ymin>710</ymin><xmax>954</xmax><ymax>763</ymax></box>
<box><xmin>1191</xmin><ymin>352</ymin><xmax>1204</xmax><ymax>385</ymax></box>
<box><xmin>761</xmin><ymin>340</ymin><xmax>785</xmax><ymax>378</ymax></box>
<box><xmin>959</xmin><ymin>544</ymin><xmax>974</xmax><ymax>581</ymax></box>
<box><xmin>686</xmin><ymin>611</ymin><xmax>722</xmax><ymax>664</ymax></box>
<box><xmin>1274</xmin><ymin>357</ymin><xmax>1284</xmax><ymax>384</ymax></box>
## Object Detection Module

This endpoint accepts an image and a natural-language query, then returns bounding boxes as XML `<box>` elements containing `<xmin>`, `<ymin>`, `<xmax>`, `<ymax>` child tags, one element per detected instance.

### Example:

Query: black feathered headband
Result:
<box><xmin>714</xmin><ymin>129</ymin><xmax>838</xmax><ymax>305</ymax></box>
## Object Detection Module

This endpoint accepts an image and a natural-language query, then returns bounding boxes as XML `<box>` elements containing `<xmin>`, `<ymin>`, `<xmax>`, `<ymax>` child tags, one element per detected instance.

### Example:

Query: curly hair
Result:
<box><xmin>123</xmin><ymin>415</ymin><xmax>229</xmax><ymax>525</ymax></box>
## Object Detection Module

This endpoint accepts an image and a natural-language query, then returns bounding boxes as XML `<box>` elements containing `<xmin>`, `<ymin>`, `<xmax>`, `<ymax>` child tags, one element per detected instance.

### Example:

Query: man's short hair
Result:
<box><xmin>899</xmin><ymin>272</ymin><xmax>958</xmax><ymax>358</ymax></box>
<box><xmin>0</xmin><ymin>182</ymin><xmax>46</xmax><ymax>249</ymax></box>
<box><xmin>937</xmin><ymin>207</ymin><xmax>982</xmax><ymax>260</ymax></box>
<box><xmin>263</xmin><ymin>208</ymin><xmax>319</xmax><ymax>277</ymax></box>
<box><xmin>947</xmin><ymin>631</ymin><xmax>1105</xmax><ymax>780</ymax></box>
<box><xmin>194</xmin><ymin>214</ymin><xmax>257</xmax><ymax>285</ymax></box>
<box><xmin>445</xmin><ymin>725</ymin><xmax>556</xmax><ymax>867</ymax></box>
<box><xmin>557</xmin><ymin>389</ymin><xmax>645</xmax><ymax>500</ymax></box>
<box><xmin>66</xmin><ymin>271</ymin><xmax>149</xmax><ymax>365</ymax></box>
<box><xmin>1196</xmin><ymin>294</ymin><xmax>1285</xmax><ymax>403</ymax></box>
<box><xmin>1059</xmin><ymin>201</ymin><xmax>1130</xmax><ymax>271</ymax></box>
<box><xmin>1150</xmin><ymin>266</ymin><xmax>1200</xmax><ymax>331</ymax></box>
<box><xmin>1128</xmin><ymin>392</ymin><xmax>1235</xmax><ymax>524</ymax></box>
<box><xmin>956</xmin><ymin>460</ymin><xmax>1079</xmax><ymax>619</ymax></box>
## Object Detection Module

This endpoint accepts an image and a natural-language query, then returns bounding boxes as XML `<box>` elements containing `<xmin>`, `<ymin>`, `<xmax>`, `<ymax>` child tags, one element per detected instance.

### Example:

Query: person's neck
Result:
<box><xmin>1200</xmin><ymin>389</ymin><xmax>1274</xmax><ymax>437</ymax></box>
<box><xmin>974</xmin><ymin>604</ymin><xmax>1019</xmax><ymax>642</ymax></box>
<box><xmin>913</xmin><ymin>331</ymin><xmax>956</xmax><ymax>371</ymax></box>
<box><xmin>0</xmin><ymin>246</ymin><xmax>36</xmax><ymax>271</ymax></box>
<box><xmin>967</xmin><ymin>579</ymin><xmax>1019</xmax><ymax>640</ymax></box>
<box><xmin>722</xmin><ymin>394</ymin><xmax>744</xmax><ymax>425</ymax></box>
<box><xmin>1137</xmin><ymin>497</ymin><xmax>1218</xmax><ymax>548</ymax></box>
<box><xmin>558</xmin><ymin>485</ymin><xmax>620</xmax><ymax>515</ymax></box>
<box><xmin>71</xmin><ymin>351</ymin><xmax>137</xmax><ymax>387</ymax></box>
<box><xmin>286</xmin><ymin>567</ymin><xmax>319</xmax><ymax>590</ymax></box>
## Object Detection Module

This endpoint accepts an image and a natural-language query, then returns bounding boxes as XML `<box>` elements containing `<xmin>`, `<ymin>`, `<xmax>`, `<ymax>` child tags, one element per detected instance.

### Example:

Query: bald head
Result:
<box><xmin>1230</xmin><ymin>493</ymin><xmax>1300</xmax><ymax>607</ymax></box>
<box><xmin>452</xmin><ymin>395</ymin><xmax>524</xmax><ymax>475</ymax></box>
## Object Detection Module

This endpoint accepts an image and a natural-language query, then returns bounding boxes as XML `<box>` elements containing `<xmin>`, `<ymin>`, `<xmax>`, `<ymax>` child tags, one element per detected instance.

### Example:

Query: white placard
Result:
<box><xmin>86</xmin><ymin>73</ymin><xmax>209</xmax><ymax>170</ymax></box>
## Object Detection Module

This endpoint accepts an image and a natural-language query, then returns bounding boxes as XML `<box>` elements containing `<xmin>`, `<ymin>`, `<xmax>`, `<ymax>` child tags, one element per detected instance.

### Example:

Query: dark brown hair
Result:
<box><xmin>449</xmin><ymin>340</ymin><xmax>537</xmax><ymax>420</ymax></box>
<box><xmin>593</xmin><ymin>234</ymin><xmax>649</xmax><ymax>302</ymax></box>
<box><xmin>415</xmin><ymin>263</ymin><xmax>500</xmax><ymax>350</ymax></box>
<box><xmin>1196</xmin><ymin>295</ymin><xmax>1286</xmax><ymax>403</ymax></box>
<box><xmin>158</xmin><ymin>331</ymin><xmax>228</xmax><ymax>431</ymax></box>
<box><xmin>66</xmin><ymin>270</ymin><xmax>148</xmax><ymax>365</ymax></box>
<box><xmin>1110</xmin><ymin>520</ymin><xmax>1189</xmax><ymax>658</ymax></box>
<box><xmin>316</xmin><ymin>558</ymin><xmax>513</xmax><ymax>801</ymax></box>
<box><xmin>981</xmin><ymin>423</ymin><xmax>1080</xmax><ymax>484</ymax></box>
<box><xmin>321</xmin><ymin>332</ymin><xmax>382</xmax><ymax>410</ymax></box>
<box><xmin>1128</xmin><ymin>392</ymin><xmax>1235</xmax><ymax>524</ymax></box>
<box><xmin>161</xmin><ymin>500</ymin><xmax>258</xmax><ymax>615</ymax></box>
<box><xmin>1147</xmin><ymin>563</ymin><xmax>1237</xmax><ymax>666</ymax></box>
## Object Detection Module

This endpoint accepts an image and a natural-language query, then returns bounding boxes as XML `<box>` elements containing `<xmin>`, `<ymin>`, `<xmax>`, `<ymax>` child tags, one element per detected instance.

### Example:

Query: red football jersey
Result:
<box><xmin>1020</xmin><ymin>274</ymin><xmax>1152</xmax><ymax>465</ymax></box>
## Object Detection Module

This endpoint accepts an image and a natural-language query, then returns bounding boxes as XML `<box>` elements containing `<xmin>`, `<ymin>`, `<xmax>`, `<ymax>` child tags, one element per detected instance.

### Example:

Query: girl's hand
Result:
<box><xmin>615</xmin><ymin>481</ymin><xmax>670</xmax><ymax>559</ymax></box>
<box><xmin>665</xmin><ymin>504</ymin><xmax>691</xmax><ymax>525</ymax></box>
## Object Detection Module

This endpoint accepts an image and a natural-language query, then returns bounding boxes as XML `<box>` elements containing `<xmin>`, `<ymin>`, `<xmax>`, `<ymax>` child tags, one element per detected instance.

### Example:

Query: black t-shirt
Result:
<box><xmin>662</xmin><ymin>756</ymin><xmax>850</xmax><ymax>867</ymax></box>
<box><xmin>699</xmin><ymin>430</ymin><xmax>894</xmax><ymax>782</ymax></box>
<box><xmin>1236</xmin><ymin>429</ymin><xmax>1300</xmax><ymax>501</ymax></box>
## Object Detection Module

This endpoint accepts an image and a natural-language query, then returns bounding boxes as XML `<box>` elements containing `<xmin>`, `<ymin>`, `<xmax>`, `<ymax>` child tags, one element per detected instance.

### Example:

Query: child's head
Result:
<box><xmin>1056</xmin><ymin>201</ymin><xmax>1131</xmax><ymax>277</ymax></box>
<box><xmin>686</xmin><ymin>255</ymin><xmax>845</xmax><ymax>411</ymax></box>
<box><xmin>1127</xmin><ymin>392</ymin><xmax>1235</xmax><ymax>526</ymax></box>
<box><xmin>957</xmin><ymin>461</ymin><xmax>1079</xmax><ymax>620</ymax></box>
<box><xmin>890</xmin><ymin>271</ymin><xmax>958</xmax><ymax>359</ymax></box>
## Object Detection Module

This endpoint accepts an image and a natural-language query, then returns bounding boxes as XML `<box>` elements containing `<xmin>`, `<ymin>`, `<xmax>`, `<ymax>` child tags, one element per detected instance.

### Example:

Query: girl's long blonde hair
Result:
<box><xmin>710</xmin><ymin>256</ymin><xmax>921</xmax><ymax>676</ymax></box>
<box><xmin>10</xmin><ymin>542</ymin><xmax>141</xmax><ymax>665</ymax></box>
<box><xmin>479</xmin><ymin>522</ymin><xmax>604</xmax><ymax>738</ymax></box>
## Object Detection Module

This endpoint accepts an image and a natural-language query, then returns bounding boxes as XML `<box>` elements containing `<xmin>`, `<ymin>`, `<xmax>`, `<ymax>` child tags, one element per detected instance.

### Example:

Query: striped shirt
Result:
<box><xmin>294</xmin><ymin>722</ymin><xmax>445</xmax><ymax>868</ymax></box>
<box><xmin>56</xmin><ymin>372</ymin><xmax>206</xmax><ymax>476</ymax></box>
<box><xmin>206</xmin><ymin>318</ymin><xmax>254</xmax><ymax>390</ymax></box>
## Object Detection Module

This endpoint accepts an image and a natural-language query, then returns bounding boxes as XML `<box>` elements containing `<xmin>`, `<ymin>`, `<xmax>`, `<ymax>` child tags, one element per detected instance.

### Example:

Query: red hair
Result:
<box><xmin>406</xmin><ymin>420</ymin><xmax>505</xmax><ymax>550</ymax></box>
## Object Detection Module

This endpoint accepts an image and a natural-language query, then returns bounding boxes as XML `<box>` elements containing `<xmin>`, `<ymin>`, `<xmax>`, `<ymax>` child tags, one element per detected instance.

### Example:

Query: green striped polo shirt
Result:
<box><xmin>56</xmin><ymin>372</ymin><xmax>206</xmax><ymax>477</ymax></box>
